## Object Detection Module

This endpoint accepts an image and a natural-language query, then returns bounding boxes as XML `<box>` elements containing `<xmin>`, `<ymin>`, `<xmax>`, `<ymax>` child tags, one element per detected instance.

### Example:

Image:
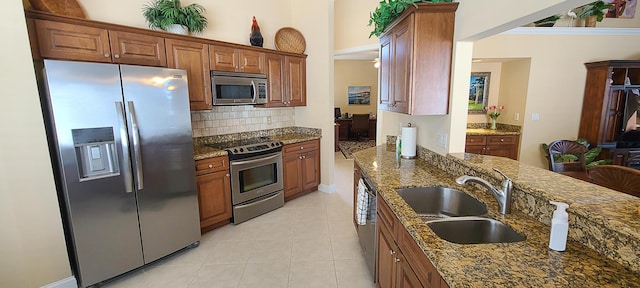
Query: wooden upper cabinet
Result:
<box><xmin>108</xmin><ymin>31</ymin><xmax>166</xmax><ymax>67</ymax></box>
<box><xmin>166</xmin><ymin>39</ymin><xmax>212</xmax><ymax>110</ymax></box>
<box><xmin>264</xmin><ymin>53</ymin><xmax>285</xmax><ymax>107</ymax></box>
<box><xmin>34</xmin><ymin>19</ymin><xmax>166</xmax><ymax>67</ymax></box>
<box><xmin>285</xmin><ymin>55</ymin><xmax>306</xmax><ymax>106</ymax></box>
<box><xmin>34</xmin><ymin>20</ymin><xmax>111</xmax><ymax>63</ymax></box>
<box><xmin>210</xmin><ymin>44</ymin><xmax>265</xmax><ymax>73</ymax></box>
<box><xmin>378</xmin><ymin>3</ymin><xmax>458</xmax><ymax>115</ymax></box>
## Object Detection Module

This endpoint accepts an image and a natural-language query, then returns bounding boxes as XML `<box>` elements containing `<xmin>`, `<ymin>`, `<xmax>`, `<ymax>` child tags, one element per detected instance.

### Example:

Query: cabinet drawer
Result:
<box><xmin>377</xmin><ymin>196</ymin><xmax>398</xmax><ymax>237</ymax></box>
<box><xmin>487</xmin><ymin>135</ymin><xmax>517</xmax><ymax>145</ymax></box>
<box><xmin>283</xmin><ymin>139</ymin><xmax>319</xmax><ymax>156</ymax></box>
<box><xmin>465</xmin><ymin>135</ymin><xmax>486</xmax><ymax>146</ymax></box>
<box><xmin>195</xmin><ymin>156</ymin><xmax>228</xmax><ymax>175</ymax></box>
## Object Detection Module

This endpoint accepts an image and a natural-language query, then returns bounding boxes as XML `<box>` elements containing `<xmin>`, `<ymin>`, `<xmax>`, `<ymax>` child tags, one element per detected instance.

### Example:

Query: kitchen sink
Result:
<box><xmin>397</xmin><ymin>186</ymin><xmax>487</xmax><ymax>219</ymax></box>
<box><xmin>427</xmin><ymin>217</ymin><xmax>526</xmax><ymax>244</ymax></box>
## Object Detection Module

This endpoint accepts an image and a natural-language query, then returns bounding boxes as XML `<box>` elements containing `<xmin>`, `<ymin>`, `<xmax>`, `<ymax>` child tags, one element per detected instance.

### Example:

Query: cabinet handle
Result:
<box><xmin>114</xmin><ymin>54</ymin><xmax>120</xmax><ymax>59</ymax></box>
<box><xmin>104</xmin><ymin>53</ymin><xmax>110</xmax><ymax>58</ymax></box>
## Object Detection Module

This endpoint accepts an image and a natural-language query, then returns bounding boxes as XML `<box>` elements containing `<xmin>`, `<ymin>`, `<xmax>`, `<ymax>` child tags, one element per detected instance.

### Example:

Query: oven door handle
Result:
<box><xmin>231</xmin><ymin>153</ymin><xmax>280</xmax><ymax>166</ymax></box>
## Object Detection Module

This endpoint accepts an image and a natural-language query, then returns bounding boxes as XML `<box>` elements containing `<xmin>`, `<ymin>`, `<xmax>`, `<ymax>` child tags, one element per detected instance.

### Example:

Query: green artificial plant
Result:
<box><xmin>368</xmin><ymin>0</ymin><xmax>453</xmax><ymax>38</ymax></box>
<box><xmin>541</xmin><ymin>138</ymin><xmax>612</xmax><ymax>168</ymax></box>
<box><xmin>142</xmin><ymin>0</ymin><xmax>208</xmax><ymax>33</ymax></box>
<box><xmin>577</xmin><ymin>0</ymin><xmax>614</xmax><ymax>22</ymax></box>
<box><xmin>533</xmin><ymin>14</ymin><xmax>561</xmax><ymax>26</ymax></box>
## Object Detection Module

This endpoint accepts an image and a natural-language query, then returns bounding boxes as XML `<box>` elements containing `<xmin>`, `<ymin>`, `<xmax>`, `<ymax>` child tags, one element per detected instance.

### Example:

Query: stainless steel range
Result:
<box><xmin>207</xmin><ymin>137</ymin><xmax>284</xmax><ymax>224</ymax></box>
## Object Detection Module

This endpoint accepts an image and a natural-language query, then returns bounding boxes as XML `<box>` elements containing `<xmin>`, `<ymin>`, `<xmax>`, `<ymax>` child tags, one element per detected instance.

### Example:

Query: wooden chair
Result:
<box><xmin>547</xmin><ymin>140</ymin><xmax>588</xmax><ymax>172</ymax></box>
<box><xmin>351</xmin><ymin>114</ymin><xmax>370</xmax><ymax>141</ymax></box>
<box><xmin>588</xmin><ymin>165</ymin><xmax>640</xmax><ymax>197</ymax></box>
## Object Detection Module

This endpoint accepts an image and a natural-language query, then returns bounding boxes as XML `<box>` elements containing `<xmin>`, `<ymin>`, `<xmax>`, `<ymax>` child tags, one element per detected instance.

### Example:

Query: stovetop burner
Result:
<box><xmin>206</xmin><ymin>136</ymin><xmax>282</xmax><ymax>159</ymax></box>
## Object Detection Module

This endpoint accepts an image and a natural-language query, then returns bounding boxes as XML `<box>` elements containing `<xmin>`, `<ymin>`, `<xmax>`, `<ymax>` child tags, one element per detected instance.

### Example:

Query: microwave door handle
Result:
<box><xmin>251</xmin><ymin>80</ymin><xmax>258</xmax><ymax>102</ymax></box>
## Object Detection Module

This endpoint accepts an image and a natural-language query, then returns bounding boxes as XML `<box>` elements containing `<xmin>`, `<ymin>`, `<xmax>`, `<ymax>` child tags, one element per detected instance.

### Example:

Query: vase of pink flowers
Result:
<box><xmin>486</xmin><ymin>105</ymin><xmax>504</xmax><ymax>130</ymax></box>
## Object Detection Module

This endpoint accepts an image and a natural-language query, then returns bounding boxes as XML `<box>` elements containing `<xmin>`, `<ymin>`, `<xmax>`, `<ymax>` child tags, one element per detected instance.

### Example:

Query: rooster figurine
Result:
<box><xmin>250</xmin><ymin>16</ymin><xmax>264</xmax><ymax>47</ymax></box>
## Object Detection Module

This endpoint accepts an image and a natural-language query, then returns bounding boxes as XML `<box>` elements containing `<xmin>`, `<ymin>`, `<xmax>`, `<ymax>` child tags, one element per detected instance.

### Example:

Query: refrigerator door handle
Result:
<box><xmin>127</xmin><ymin>101</ymin><xmax>144</xmax><ymax>190</ymax></box>
<box><xmin>115</xmin><ymin>102</ymin><xmax>134</xmax><ymax>193</ymax></box>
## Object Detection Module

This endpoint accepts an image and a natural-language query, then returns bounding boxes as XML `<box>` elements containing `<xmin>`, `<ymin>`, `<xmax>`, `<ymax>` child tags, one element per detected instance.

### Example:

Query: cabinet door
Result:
<box><xmin>464</xmin><ymin>146</ymin><xmax>486</xmax><ymax>155</ymax></box>
<box><xmin>396</xmin><ymin>253</ymin><xmax>423</xmax><ymax>288</ymax></box>
<box><xmin>285</xmin><ymin>56</ymin><xmax>307</xmax><ymax>106</ymax></box>
<box><xmin>239</xmin><ymin>50</ymin><xmax>265</xmax><ymax>73</ymax></box>
<box><xmin>390</xmin><ymin>15</ymin><xmax>413</xmax><ymax>114</ymax></box>
<box><xmin>166</xmin><ymin>39</ymin><xmax>212</xmax><ymax>110</ymax></box>
<box><xmin>196</xmin><ymin>170</ymin><xmax>232</xmax><ymax>229</ymax></box>
<box><xmin>604</xmin><ymin>89</ymin><xmax>625</xmax><ymax>144</ymax></box>
<box><xmin>35</xmin><ymin>20</ymin><xmax>111</xmax><ymax>63</ymax></box>
<box><xmin>109</xmin><ymin>31</ymin><xmax>166</xmax><ymax>67</ymax></box>
<box><xmin>265</xmin><ymin>53</ymin><xmax>286</xmax><ymax>107</ymax></box>
<box><xmin>379</xmin><ymin>34</ymin><xmax>392</xmax><ymax>111</ymax></box>
<box><xmin>301</xmin><ymin>149</ymin><xmax>320</xmax><ymax>191</ymax></box>
<box><xmin>376</xmin><ymin>215</ymin><xmax>397</xmax><ymax>288</ymax></box>
<box><xmin>485</xmin><ymin>145</ymin><xmax>515</xmax><ymax>159</ymax></box>
<box><xmin>209</xmin><ymin>45</ymin><xmax>238</xmax><ymax>72</ymax></box>
<box><xmin>486</xmin><ymin>135</ymin><xmax>519</xmax><ymax>160</ymax></box>
<box><xmin>283</xmin><ymin>154</ymin><xmax>303</xmax><ymax>200</ymax></box>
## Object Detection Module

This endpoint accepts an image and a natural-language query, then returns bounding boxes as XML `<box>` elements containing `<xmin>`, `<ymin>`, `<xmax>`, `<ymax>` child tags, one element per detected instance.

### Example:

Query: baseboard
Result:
<box><xmin>41</xmin><ymin>277</ymin><xmax>77</xmax><ymax>288</ymax></box>
<box><xmin>318</xmin><ymin>184</ymin><xmax>336</xmax><ymax>193</ymax></box>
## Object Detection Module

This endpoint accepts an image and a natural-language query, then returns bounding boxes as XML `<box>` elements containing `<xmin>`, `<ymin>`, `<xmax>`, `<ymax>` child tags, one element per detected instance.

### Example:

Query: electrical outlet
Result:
<box><xmin>514</xmin><ymin>112</ymin><xmax>520</xmax><ymax>121</ymax></box>
<box><xmin>437</xmin><ymin>133</ymin><xmax>447</xmax><ymax>148</ymax></box>
<box><xmin>267</xmin><ymin>116</ymin><xmax>272</xmax><ymax>124</ymax></box>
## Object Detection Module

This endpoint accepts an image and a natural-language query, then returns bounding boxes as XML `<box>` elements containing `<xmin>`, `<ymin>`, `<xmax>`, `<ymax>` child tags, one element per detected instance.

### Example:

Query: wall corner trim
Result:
<box><xmin>41</xmin><ymin>277</ymin><xmax>77</xmax><ymax>288</ymax></box>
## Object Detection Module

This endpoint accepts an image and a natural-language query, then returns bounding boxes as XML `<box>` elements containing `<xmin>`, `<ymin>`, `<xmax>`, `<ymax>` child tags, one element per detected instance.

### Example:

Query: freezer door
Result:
<box><xmin>120</xmin><ymin>65</ymin><xmax>200</xmax><ymax>263</ymax></box>
<box><xmin>42</xmin><ymin>60</ymin><xmax>144</xmax><ymax>287</ymax></box>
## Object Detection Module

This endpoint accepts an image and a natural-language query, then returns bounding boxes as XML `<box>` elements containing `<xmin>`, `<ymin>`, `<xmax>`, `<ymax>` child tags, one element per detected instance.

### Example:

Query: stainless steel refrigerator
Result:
<box><xmin>39</xmin><ymin>60</ymin><xmax>201</xmax><ymax>287</ymax></box>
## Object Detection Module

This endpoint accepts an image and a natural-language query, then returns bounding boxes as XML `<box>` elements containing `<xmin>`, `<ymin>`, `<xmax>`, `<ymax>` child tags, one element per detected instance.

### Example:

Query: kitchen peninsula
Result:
<box><xmin>353</xmin><ymin>143</ymin><xmax>640</xmax><ymax>287</ymax></box>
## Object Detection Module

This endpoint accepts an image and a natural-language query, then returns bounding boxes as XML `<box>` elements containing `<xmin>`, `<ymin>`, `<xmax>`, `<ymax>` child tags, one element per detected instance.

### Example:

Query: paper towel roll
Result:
<box><xmin>401</xmin><ymin>126</ymin><xmax>417</xmax><ymax>158</ymax></box>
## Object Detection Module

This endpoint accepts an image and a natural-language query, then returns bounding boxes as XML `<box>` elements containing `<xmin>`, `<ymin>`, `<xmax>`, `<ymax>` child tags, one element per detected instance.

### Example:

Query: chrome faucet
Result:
<box><xmin>456</xmin><ymin>168</ymin><xmax>513</xmax><ymax>214</ymax></box>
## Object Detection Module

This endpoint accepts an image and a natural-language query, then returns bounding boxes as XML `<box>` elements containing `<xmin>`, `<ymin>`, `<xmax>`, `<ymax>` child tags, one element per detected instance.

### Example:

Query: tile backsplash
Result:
<box><xmin>190</xmin><ymin>106</ymin><xmax>295</xmax><ymax>137</ymax></box>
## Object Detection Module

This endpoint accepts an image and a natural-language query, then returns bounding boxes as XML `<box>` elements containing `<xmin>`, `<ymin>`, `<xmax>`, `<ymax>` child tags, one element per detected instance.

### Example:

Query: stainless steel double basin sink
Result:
<box><xmin>397</xmin><ymin>187</ymin><xmax>525</xmax><ymax>244</ymax></box>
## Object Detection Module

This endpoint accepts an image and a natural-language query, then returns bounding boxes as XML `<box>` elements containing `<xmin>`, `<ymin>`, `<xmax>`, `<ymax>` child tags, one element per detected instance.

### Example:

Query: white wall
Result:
<box><xmin>1</xmin><ymin>1</ymin><xmax>72</xmax><ymax>287</ymax></box>
<box><xmin>334</xmin><ymin>0</ymin><xmax>378</xmax><ymax>51</ymax></box>
<box><xmin>334</xmin><ymin>60</ymin><xmax>378</xmax><ymax>116</ymax></box>
<box><xmin>498</xmin><ymin>59</ymin><xmax>531</xmax><ymax>127</ymax></box>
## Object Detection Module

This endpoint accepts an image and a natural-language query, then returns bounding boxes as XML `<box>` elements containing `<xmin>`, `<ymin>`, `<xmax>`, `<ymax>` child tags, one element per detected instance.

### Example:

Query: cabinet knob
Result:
<box><xmin>299</xmin><ymin>156</ymin><xmax>303</xmax><ymax>159</ymax></box>
<box><xmin>208</xmin><ymin>164</ymin><xmax>213</xmax><ymax>168</ymax></box>
<box><xmin>302</xmin><ymin>155</ymin><xmax>306</xmax><ymax>159</ymax></box>
<box><xmin>226</xmin><ymin>173</ymin><xmax>230</xmax><ymax>177</ymax></box>
<box><xmin>394</xmin><ymin>257</ymin><xmax>400</xmax><ymax>263</ymax></box>
<box><xmin>470</xmin><ymin>139</ymin><xmax>474</xmax><ymax>142</ymax></box>
<box><xmin>300</xmin><ymin>146</ymin><xmax>304</xmax><ymax>150</ymax></box>
<box><xmin>114</xmin><ymin>54</ymin><xmax>120</xmax><ymax>59</ymax></box>
<box><xmin>104</xmin><ymin>53</ymin><xmax>110</xmax><ymax>58</ymax></box>
<box><xmin>500</xmin><ymin>138</ymin><xmax>505</xmax><ymax>142</ymax></box>
<box><xmin>390</xmin><ymin>250</ymin><xmax>396</xmax><ymax>255</ymax></box>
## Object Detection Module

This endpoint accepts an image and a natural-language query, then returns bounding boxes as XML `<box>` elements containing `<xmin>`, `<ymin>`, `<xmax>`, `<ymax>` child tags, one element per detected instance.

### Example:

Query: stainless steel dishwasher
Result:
<box><xmin>357</xmin><ymin>176</ymin><xmax>376</xmax><ymax>281</ymax></box>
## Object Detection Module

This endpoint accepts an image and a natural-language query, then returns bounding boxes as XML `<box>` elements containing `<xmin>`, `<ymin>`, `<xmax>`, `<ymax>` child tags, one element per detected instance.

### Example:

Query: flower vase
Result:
<box><xmin>490</xmin><ymin>119</ymin><xmax>497</xmax><ymax>130</ymax></box>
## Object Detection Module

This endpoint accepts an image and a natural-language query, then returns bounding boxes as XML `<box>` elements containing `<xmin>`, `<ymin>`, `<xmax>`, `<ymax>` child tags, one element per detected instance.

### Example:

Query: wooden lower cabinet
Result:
<box><xmin>195</xmin><ymin>156</ymin><xmax>232</xmax><ymax>232</ymax></box>
<box><xmin>377</xmin><ymin>196</ymin><xmax>447</xmax><ymax>288</ymax></box>
<box><xmin>282</xmin><ymin>140</ymin><xmax>320</xmax><ymax>201</ymax></box>
<box><xmin>465</xmin><ymin>134</ymin><xmax>519</xmax><ymax>160</ymax></box>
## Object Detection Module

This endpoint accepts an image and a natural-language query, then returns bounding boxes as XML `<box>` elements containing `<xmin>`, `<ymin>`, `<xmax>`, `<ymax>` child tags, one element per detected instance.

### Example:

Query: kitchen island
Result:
<box><xmin>353</xmin><ymin>144</ymin><xmax>640</xmax><ymax>287</ymax></box>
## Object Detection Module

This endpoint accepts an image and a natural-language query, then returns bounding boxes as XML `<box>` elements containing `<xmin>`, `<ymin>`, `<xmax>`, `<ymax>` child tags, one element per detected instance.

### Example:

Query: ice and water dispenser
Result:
<box><xmin>72</xmin><ymin>127</ymin><xmax>119</xmax><ymax>180</ymax></box>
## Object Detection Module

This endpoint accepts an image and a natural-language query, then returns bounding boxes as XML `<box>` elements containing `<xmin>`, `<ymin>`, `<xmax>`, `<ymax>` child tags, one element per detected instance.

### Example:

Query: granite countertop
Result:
<box><xmin>466</xmin><ymin>128</ymin><xmax>520</xmax><ymax>136</ymax></box>
<box><xmin>192</xmin><ymin>127</ymin><xmax>322</xmax><ymax>161</ymax></box>
<box><xmin>353</xmin><ymin>145</ymin><xmax>640</xmax><ymax>287</ymax></box>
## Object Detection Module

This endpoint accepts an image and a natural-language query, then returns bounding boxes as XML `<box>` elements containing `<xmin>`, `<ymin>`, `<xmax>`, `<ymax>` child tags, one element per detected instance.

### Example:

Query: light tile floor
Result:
<box><xmin>103</xmin><ymin>152</ymin><xmax>374</xmax><ymax>288</ymax></box>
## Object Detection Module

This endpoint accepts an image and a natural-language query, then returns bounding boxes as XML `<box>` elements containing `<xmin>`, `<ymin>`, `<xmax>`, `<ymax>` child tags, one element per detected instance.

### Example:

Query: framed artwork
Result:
<box><xmin>468</xmin><ymin>72</ymin><xmax>490</xmax><ymax>114</ymax></box>
<box><xmin>348</xmin><ymin>86</ymin><xmax>371</xmax><ymax>105</ymax></box>
<box><xmin>605</xmin><ymin>0</ymin><xmax>636</xmax><ymax>18</ymax></box>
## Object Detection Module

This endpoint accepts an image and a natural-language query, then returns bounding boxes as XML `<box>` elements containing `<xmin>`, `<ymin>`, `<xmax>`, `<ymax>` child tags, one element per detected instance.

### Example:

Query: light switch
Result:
<box><xmin>532</xmin><ymin>113</ymin><xmax>540</xmax><ymax>121</ymax></box>
<box><xmin>514</xmin><ymin>112</ymin><xmax>520</xmax><ymax>121</ymax></box>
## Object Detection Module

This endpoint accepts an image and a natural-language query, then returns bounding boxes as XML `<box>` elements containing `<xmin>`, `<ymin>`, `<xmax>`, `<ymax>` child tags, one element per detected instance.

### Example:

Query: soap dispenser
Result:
<box><xmin>549</xmin><ymin>201</ymin><xmax>569</xmax><ymax>251</ymax></box>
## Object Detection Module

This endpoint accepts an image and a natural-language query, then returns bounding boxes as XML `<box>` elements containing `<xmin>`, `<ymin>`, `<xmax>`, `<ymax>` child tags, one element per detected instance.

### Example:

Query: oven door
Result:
<box><xmin>229</xmin><ymin>151</ymin><xmax>283</xmax><ymax>205</ymax></box>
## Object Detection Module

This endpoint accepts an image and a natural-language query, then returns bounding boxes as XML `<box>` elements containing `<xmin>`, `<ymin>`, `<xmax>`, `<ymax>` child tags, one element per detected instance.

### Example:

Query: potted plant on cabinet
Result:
<box><xmin>533</xmin><ymin>14</ymin><xmax>561</xmax><ymax>27</ymax></box>
<box><xmin>142</xmin><ymin>0</ymin><xmax>207</xmax><ymax>35</ymax></box>
<box><xmin>577</xmin><ymin>0</ymin><xmax>614</xmax><ymax>27</ymax></box>
<box><xmin>368</xmin><ymin>0</ymin><xmax>453</xmax><ymax>38</ymax></box>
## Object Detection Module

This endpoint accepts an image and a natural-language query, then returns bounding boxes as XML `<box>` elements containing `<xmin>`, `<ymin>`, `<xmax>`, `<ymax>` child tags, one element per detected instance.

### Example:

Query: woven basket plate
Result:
<box><xmin>275</xmin><ymin>27</ymin><xmax>306</xmax><ymax>54</ymax></box>
<box><xmin>29</xmin><ymin>0</ymin><xmax>86</xmax><ymax>18</ymax></box>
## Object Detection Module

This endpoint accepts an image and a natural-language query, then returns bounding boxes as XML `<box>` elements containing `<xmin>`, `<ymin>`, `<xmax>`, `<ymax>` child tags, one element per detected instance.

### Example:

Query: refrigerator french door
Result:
<box><xmin>41</xmin><ymin>60</ymin><xmax>200</xmax><ymax>287</ymax></box>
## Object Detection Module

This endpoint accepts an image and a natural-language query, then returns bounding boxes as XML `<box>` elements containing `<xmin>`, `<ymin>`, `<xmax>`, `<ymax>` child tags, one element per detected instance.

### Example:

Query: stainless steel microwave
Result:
<box><xmin>210</xmin><ymin>71</ymin><xmax>268</xmax><ymax>105</ymax></box>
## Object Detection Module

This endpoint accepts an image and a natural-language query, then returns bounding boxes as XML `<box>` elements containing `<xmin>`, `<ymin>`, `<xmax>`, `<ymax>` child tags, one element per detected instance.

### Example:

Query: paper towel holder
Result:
<box><xmin>401</xmin><ymin>123</ymin><xmax>417</xmax><ymax>159</ymax></box>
